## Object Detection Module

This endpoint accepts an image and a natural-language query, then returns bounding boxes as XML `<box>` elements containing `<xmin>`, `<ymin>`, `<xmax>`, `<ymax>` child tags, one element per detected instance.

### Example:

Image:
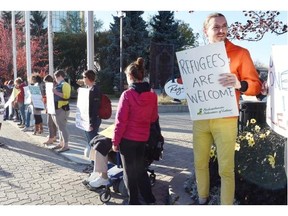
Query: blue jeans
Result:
<box><xmin>18</xmin><ymin>102</ymin><xmax>26</xmax><ymax>125</ymax></box>
<box><xmin>25</xmin><ymin>106</ymin><xmax>31</xmax><ymax>128</ymax></box>
<box><xmin>84</xmin><ymin>117</ymin><xmax>101</xmax><ymax>159</ymax></box>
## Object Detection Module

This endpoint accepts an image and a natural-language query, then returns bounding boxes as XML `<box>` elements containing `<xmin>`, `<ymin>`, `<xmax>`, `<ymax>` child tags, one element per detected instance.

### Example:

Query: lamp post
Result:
<box><xmin>117</xmin><ymin>11</ymin><xmax>126</xmax><ymax>93</ymax></box>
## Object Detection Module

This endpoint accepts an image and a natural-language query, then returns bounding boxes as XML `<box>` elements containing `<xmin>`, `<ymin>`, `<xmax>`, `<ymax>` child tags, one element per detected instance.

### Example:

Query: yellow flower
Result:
<box><xmin>265</xmin><ymin>130</ymin><xmax>271</xmax><ymax>136</ymax></box>
<box><xmin>248</xmin><ymin>138</ymin><xmax>255</xmax><ymax>147</ymax></box>
<box><xmin>235</xmin><ymin>142</ymin><xmax>240</xmax><ymax>151</ymax></box>
<box><xmin>238</xmin><ymin>135</ymin><xmax>245</xmax><ymax>141</ymax></box>
<box><xmin>259</xmin><ymin>133</ymin><xmax>266</xmax><ymax>139</ymax></box>
<box><xmin>250</xmin><ymin>118</ymin><xmax>256</xmax><ymax>124</ymax></box>
<box><xmin>267</xmin><ymin>153</ymin><xmax>276</xmax><ymax>168</ymax></box>
<box><xmin>254</xmin><ymin>125</ymin><xmax>261</xmax><ymax>132</ymax></box>
<box><xmin>210</xmin><ymin>146</ymin><xmax>216</xmax><ymax>158</ymax></box>
<box><xmin>245</xmin><ymin>132</ymin><xmax>253</xmax><ymax>140</ymax></box>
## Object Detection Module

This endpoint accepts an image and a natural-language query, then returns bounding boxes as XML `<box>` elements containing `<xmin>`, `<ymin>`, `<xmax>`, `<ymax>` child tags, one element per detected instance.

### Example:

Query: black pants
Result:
<box><xmin>119</xmin><ymin>138</ymin><xmax>155</xmax><ymax>205</ymax></box>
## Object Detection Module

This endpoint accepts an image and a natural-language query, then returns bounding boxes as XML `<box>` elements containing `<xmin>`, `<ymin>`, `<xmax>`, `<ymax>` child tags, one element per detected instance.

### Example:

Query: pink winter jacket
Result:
<box><xmin>112</xmin><ymin>83</ymin><xmax>158</xmax><ymax>147</ymax></box>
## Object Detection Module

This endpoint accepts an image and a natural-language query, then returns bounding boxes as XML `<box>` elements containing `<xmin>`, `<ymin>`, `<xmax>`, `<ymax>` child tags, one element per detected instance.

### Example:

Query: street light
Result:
<box><xmin>117</xmin><ymin>11</ymin><xmax>126</xmax><ymax>93</ymax></box>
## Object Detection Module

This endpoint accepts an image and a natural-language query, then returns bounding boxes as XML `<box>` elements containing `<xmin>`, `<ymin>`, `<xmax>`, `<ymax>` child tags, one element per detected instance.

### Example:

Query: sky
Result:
<box><xmin>94</xmin><ymin>10</ymin><xmax>287</xmax><ymax>67</ymax></box>
<box><xmin>2</xmin><ymin>0</ymin><xmax>288</xmax><ymax>68</ymax></box>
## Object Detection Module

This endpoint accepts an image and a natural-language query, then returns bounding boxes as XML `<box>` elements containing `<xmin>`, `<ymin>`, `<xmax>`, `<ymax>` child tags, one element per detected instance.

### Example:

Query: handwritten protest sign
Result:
<box><xmin>29</xmin><ymin>85</ymin><xmax>45</xmax><ymax>109</ymax></box>
<box><xmin>24</xmin><ymin>86</ymin><xmax>32</xmax><ymax>105</ymax></box>
<box><xmin>176</xmin><ymin>41</ymin><xmax>238</xmax><ymax>120</ymax></box>
<box><xmin>266</xmin><ymin>45</ymin><xmax>288</xmax><ymax>138</ymax></box>
<box><xmin>75</xmin><ymin>88</ymin><xmax>90</xmax><ymax>131</ymax></box>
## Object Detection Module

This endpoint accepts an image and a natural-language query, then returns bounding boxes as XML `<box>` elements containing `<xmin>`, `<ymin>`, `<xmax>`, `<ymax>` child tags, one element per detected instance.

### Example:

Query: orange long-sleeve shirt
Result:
<box><xmin>225</xmin><ymin>39</ymin><xmax>262</xmax><ymax>105</ymax></box>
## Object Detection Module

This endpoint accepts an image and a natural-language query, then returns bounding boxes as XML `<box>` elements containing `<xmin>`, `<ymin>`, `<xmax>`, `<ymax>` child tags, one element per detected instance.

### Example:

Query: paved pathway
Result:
<box><xmin>0</xmin><ymin>100</ymin><xmax>194</xmax><ymax>205</ymax></box>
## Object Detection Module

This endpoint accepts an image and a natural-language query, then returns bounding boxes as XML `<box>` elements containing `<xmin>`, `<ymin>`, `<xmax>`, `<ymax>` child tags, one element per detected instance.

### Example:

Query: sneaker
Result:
<box><xmin>89</xmin><ymin>177</ymin><xmax>109</xmax><ymax>188</ymax></box>
<box><xmin>198</xmin><ymin>197</ymin><xmax>208</xmax><ymax>205</ymax></box>
<box><xmin>82</xmin><ymin>172</ymin><xmax>99</xmax><ymax>186</ymax></box>
<box><xmin>18</xmin><ymin>124</ymin><xmax>25</xmax><ymax>128</ymax></box>
<box><xmin>191</xmin><ymin>197</ymin><xmax>209</xmax><ymax>205</ymax></box>
<box><xmin>21</xmin><ymin>126</ymin><xmax>33</xmax><ymax>132</ymax></box>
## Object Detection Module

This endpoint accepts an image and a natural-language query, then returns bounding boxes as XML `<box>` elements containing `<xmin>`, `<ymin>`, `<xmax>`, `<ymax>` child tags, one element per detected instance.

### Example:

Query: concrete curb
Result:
<box><xmin>158</xmin><ymin>105</ymin><xmax>189</xmax><ymax>113</ymax></box>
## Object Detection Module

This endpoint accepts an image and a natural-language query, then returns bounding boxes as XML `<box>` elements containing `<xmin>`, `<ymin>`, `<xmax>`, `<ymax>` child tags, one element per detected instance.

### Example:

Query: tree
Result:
<box><xmin>30</xmin><ymin>11</ymin><xmax>47</xmax><ymax>37</ymax></box>
<box><xmin>177</xmin><ymin>20</ymin><xmax>199</xmax><ymax>49</ymax></box>
<box><xmin>150</xmin><ymin>11</ymin><xmax>181</xmax><ymax>50</ymax></box>
<box><xmin>53</xmin><ymin>32</ymin><xmax>87</xmax><ymax>86</ymax></box>
<box><xmin>0</xmin><ymin>13</ymin><xmax>49</xmax><ymax>81</ymax></box>
<box><xmin>101</xmin><ymin>11</ymin><xmax>149</xmax><ymax>91</ymax></box>
<box><xmin>0</xmin><ymin>11</ymin><xmax>23</xmax><ymax>29</ymax></box>
<box><xmin>60</xmin><ymin>11</ymin><xmax>84</xmax><ymax>34</ymax></box>
<box><xmin>228</xmin><ymin>11</ymin><xmax>287</xmax><ymax>41</ymax></box>
<box><xmin>149</xmin><ymin>11</ymin><xmax>199</xmax><ymax>79</ymax></box>
<box><xmin>94</xmin><ymin>17</ymin><xmax>104</xmax><ymax>33</ymax></box>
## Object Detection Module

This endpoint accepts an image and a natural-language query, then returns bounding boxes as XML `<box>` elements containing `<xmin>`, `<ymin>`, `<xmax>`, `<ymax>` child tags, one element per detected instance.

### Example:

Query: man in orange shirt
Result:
<box><xmin>192</xmin><ymin>13</ymin><xmax>262</xmax><ymax>205</ymax></box>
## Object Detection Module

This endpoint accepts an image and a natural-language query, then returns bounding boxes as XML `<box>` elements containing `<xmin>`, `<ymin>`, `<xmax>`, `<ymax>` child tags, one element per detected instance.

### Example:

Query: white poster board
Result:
<box><xmin>75</xmin><ymin>88</ymin><xmax>90</xmax><ymax>131</ymax></box>
<box><xmin>176</xmin><ymin>41</ymin><xmax>239</xmax><ymax>120</ymax></box>
<box><xmin>29</xmin><ymin>85</ymin><xmax>45</xmax><ymax>109</ymax></box>
<box><xmin>0</xmin><ymin>92</ymin><xmax>5</xmax><ymax>123</ymax></box>
<box><xmin>45</xmin><ymin>82</ymin><xmax>55</xmax><ymax>114</ymax></box>
<box><xmin>24</xmin><ymin>86</ymin><xmax>32</xmax><ymax>105</ymax></box>
<box><xmin>4</xmin><ymin>88</ymin><xmax>20</xmax><ymax>109</ymax></box>
<box><xmin>266</xmin><ymin>45</ymin><xmax>288</xmax><ymax>138</ymax></box>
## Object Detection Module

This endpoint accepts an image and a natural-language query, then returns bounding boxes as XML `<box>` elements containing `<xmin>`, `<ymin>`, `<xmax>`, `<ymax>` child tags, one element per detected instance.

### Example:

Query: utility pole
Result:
<box><xmin>48</xmin><ymin>11</ymin><xmax>54</xmax><ymax>76</ymax></box>
<box><xmin>117</xmin><ymin>11</ymin><xmax>126</xmax><ymax>93</ymax></box>
<box><xmin>86</xmin><ymin>11</ymin><xmax>94</xmax><ymax>70</ymax></box>
<box><xmin>11</xmin><ymin>11</ymin><xmax>17</xmax><ymax>80</ymax></box>
<box><xmin>25</xmin><ymin>11</ymin><xmax>31</xmax><ymax>81</ymax></box>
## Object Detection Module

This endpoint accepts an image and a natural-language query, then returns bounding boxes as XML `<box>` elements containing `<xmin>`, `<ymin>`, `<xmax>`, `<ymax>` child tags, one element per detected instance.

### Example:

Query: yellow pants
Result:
<box><xmin>193</xmin><ymin>118</ymin><xmax>238</xmax><ymax>205</ymax></box>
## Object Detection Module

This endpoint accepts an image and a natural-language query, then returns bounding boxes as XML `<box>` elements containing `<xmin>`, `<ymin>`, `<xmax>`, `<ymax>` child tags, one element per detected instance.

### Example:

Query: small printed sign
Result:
<box><xmin>164</xmin><ymin>78</ymin><xmax>186</xmax><ymax>100</ymax></box>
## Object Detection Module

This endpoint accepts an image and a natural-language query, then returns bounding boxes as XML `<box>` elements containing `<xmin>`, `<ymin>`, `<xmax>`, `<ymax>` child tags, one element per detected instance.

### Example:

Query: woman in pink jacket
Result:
<box><xmin>112</xmin><ymin>57</ymin><xmax>158</xmax><ymax>205</ymax></box>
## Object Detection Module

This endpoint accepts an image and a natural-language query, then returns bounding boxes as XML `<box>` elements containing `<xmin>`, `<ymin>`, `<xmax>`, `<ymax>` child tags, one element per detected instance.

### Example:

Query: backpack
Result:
<box><xmin>146</xmin><ymin>118</ymin><xmax>164</xmax><ymax>164</ymax></box>
<box><xmin>98</xmin><ymin>94</ymin><xmax>112</xmax><ymax>119</ymax></box>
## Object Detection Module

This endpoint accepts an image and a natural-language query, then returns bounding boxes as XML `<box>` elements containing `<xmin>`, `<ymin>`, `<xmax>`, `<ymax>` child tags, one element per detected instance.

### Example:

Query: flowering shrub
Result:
<box><xmin>209</xmin><ymin>118</ymin><xmax>287</xmax><ymax>204</ymax></box>
<box><xmin>234</xmin><ymin>119</ymin><xmax>286</xmax><ymax>188</ymax></box>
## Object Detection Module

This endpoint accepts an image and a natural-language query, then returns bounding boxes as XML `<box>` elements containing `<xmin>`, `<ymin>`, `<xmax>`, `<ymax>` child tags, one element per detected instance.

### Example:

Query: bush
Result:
<box><xmin>209</xmin><ymin>118</ymin><xmax>287</xmax><ymax>204</ymax></box>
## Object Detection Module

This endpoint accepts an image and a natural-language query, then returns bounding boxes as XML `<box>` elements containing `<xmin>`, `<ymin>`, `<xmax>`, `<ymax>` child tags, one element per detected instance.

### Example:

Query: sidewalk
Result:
<box><xmin>3</xmin><ymin>99</ymin><xmax>194</xmax><ymax>205</ymax></box>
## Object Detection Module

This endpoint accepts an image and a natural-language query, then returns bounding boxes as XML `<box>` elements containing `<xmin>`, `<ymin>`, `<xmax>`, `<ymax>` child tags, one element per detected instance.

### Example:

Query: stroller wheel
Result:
<box><xmin>100</xmin><ymin>189</ymin><xmax>111</xmax><ymax>203</ymax></box>
<box><xmin>150</xmin><ymin>173</ymin><xmax>156</xmax><ymax>186</ymax></box>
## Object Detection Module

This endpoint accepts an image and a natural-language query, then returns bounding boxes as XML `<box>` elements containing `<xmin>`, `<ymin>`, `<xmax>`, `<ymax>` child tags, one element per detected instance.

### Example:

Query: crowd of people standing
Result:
<box><xmin>0</xmin><ymin>71</ymin><xmax>72</xmax><ymax>154</ymax></box>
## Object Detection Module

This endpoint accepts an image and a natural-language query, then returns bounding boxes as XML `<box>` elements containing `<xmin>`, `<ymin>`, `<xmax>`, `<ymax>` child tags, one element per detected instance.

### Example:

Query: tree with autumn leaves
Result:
<box><xmin>0</xmin><ymin>11</ymin><xmax>49</xmax><ymax>82</ymax></box>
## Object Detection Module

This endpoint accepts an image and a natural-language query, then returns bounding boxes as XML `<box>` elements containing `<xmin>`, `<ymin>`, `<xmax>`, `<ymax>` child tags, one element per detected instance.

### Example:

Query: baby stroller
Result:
<box><xmin>87</xmin><ymin>119</ymin><xmax>164</xmax><ymax>203</ymax></box>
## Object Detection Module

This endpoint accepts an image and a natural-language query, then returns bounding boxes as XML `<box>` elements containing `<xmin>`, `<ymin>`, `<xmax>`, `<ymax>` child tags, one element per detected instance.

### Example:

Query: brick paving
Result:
<box><xmin>0</xmin><ymin>100</ymin><xmax>194</xmax><ymax>205</ymax></box>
